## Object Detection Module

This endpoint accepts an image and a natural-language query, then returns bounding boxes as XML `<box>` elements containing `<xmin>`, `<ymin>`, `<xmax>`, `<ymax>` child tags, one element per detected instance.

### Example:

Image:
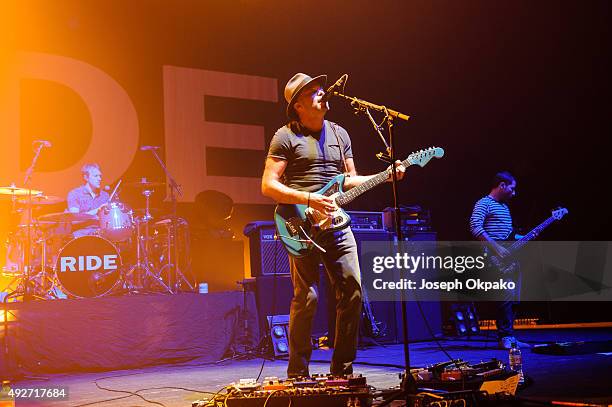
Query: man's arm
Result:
<box><xmin>69</xmin><ymin>205</ymin><xmax>103</xmax><ymax>216</ymax></box>
<box><xmin>261</xmin><ymin>157</ymin><xmax>336</xmax><ymax>214</ymax></box>
<box><xmin>342</xmin><ymin>158</ymin><xmax>405</xmax><ymax>190</ymax></box>
<box><xmin>262</xmin><ymin>157</ymin><xmax>306</xmax><ymax>204</ymax></box>
<box><xmin>67</xmin><ymin>190</ymin><xmax>81</xmax><ymax>213</ymax></box>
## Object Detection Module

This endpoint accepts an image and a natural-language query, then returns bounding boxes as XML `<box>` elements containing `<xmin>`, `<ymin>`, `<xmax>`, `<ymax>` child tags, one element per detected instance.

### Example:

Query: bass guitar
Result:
<box><xmin>488</xmin><ymin>207</ymin><xmax>568</xmax><ymax>274</ymax></box>
<box><xmin>274</xmin><ymin>147</ymin><xmax>445</xmax><ymax>257</ymax></box>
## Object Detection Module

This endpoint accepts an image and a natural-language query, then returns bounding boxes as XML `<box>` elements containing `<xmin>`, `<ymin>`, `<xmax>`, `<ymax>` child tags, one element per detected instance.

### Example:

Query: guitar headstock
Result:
<box><xmin>405</xmin><ymin>147</ymin><xmax>445</xmax><ymax>168</ymax></box>
<box><xmin>552</xmin><ymin>207</ymin><xmax>568</xmax><ymax>220</ymax></box>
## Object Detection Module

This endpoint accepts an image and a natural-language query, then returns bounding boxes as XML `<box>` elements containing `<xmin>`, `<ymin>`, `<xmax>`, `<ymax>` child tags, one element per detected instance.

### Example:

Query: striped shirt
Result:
<box><xmin>470</xmin><ymin>195</ymin><xmax>513</xmax><ymax>241</ymax></box>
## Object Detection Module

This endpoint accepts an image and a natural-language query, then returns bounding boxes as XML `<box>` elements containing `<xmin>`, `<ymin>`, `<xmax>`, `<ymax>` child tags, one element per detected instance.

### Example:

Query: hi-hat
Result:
<box><xmin>38</xmin><ymin>212</ymin><xmax>97</xmax><ymax>224</ymax></box>
<box><xmin>0</xmin><ymin>184</ymin><xmax>43</xmax><ymax>196</ymax></box>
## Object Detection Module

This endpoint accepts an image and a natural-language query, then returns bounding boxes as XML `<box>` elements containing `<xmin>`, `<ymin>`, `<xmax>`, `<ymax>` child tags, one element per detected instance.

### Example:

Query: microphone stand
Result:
<box><xmin>145</xmin><ymin>148</ymin><xmax>194</xmax><ymax>293</ymax></box>
<box><xmin>335</xmin><ymin>91</ymin><xmax>418</xmax><ymax>403</ymax></box>
<box><xmin>20</xmin><ymin>143</ymin><xmax>46</xmax><ymax>301</ymax></box>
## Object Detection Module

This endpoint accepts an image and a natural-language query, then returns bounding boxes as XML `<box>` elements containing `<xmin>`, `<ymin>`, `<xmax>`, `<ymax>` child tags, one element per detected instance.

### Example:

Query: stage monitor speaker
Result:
<box><xmin>267</xmin><ymin>315</ymin><xmax>290</xmax><ymax>357</ymax></box>
<box><xmin>254</xmin><ymin>273</ymin><xmax>329</xmax><ymax>341</ymax></box>
<box><xmin>254</xmin><ymin>274</ymin><xmax>293</xmax><ymax>338</ymax></box>
<box><xmin>244</xmin><ymin>221</ymin><xmax>290</xmax><ymax>276</ymax></box>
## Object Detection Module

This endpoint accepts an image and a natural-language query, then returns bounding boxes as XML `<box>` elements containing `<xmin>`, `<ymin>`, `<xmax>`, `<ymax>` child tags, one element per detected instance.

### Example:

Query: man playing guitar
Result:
<box><xmin>470</xmin><ymin>171</ymin><xmax>529</xmax><ymax>349</ymax></box>
<box><xmin>262</xmin><ymin>73</ymin><xmax>405</xmax><ymax>377</ymax></box>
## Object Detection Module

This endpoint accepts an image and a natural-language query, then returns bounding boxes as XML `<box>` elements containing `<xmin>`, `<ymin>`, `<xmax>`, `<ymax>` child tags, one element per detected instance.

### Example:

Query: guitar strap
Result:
<box><xmin>328</xmin><ymin>121</ymin><xmax>350</xmax><ymax>175</ymax></box>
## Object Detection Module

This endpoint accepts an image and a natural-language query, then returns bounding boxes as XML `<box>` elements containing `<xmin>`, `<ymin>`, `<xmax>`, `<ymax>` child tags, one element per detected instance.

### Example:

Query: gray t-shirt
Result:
<box><xmin>267</xmin><ymin>120</ymin><xmax>353</xmax><ymax>192</ymax></box>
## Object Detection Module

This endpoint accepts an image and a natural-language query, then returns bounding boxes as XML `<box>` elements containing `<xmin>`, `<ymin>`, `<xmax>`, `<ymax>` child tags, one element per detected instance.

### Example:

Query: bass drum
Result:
<box><xmin>55</xmin><ymin>235</ymin><xmax>122</xmax><ymax>298</ymax></box>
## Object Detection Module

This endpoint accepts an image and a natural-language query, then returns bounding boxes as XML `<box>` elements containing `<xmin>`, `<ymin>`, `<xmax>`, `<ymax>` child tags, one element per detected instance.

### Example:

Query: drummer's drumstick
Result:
<box><xmin>108</xmin><ymin>179</ymin><xmax>122</xmax><ymax>202</ymax></box>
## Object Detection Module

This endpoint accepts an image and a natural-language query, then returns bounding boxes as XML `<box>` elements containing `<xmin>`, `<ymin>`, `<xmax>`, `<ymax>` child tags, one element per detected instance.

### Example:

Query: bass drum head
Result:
<box><xmin>55</xmin><ymin>235</ymin><xmax>122</xmax><ymax>298</ymax></box>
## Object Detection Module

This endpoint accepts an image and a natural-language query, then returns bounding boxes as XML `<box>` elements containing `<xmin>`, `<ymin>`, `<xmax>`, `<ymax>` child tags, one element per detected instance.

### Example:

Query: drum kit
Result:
<box><xmin>1</xmin><ymin>179</ymin><xmax>194</xmax><ymax>301</ymax></box>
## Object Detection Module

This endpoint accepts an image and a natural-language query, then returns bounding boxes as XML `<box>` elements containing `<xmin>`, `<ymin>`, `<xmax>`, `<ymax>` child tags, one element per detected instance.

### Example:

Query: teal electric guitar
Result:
<box><xmin>274</xmin><ymin>147</ymin><xmax>445</xmax><ymax>257</ymax></box>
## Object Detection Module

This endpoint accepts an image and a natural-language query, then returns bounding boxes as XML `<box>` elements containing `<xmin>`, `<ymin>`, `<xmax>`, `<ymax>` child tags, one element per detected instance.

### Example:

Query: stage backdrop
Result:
<box><xmin>1</xmin><ymin>1</ymin><xmax>610</xmax><ymax>288</ymax></box>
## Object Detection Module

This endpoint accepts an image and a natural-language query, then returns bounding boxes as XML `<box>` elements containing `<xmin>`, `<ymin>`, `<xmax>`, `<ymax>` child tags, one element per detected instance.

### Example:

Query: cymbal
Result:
<box><xmin>0</xmin><ymin>184</ymin><xmax>43</xmax><ymax>196</ymax></box>
<box><xmin>38</xmin><ymin>212</ymin><xmax>97</xmax><ymax>224</ymax></box>
<box><xmin>125</xmin><ymin>179</ymin><xmax>165</xmax><ymax>188</ymax></box>
<box><xmin>17</xmin><ymin>195</ymin><xmax>64</xmax><ymax>205</ymax></box>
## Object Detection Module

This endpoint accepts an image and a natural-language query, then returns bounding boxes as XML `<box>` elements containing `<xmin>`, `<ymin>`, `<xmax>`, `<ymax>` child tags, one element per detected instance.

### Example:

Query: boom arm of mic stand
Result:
<box><xmin>148</xmin><ymin>149</ymin><xmax>183</xmax><ymax>200</ymax></box>
<box><xmin>362</xmin><ymin>107</ymin><xmax>390</xmax><ymax>154</ymax></box>
<box><xmin>23</xmin><ymin>145</ymin><xmax>45</xmax><ymax>186</ymax></box>
<box><xmin>335</xmin><ymin>92</ymin><xmax>410</xmax><ymax>122</ymax></box>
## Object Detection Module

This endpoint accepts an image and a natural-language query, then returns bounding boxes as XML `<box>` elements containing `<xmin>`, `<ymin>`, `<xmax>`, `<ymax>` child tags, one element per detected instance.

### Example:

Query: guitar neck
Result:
<box><xmin>335</xmin><ymin>171</ymin><xmax>388</xmax><ymax>206</ymax></box>
<box><xmin>336</xmin><ymin>157</ymin><xmax>412</xmax><ymax>206</ymax></box>
<box><xmin>508</xmin><ymin>216</ymin><xmax>555</xmax><ymax>253</ymax></box>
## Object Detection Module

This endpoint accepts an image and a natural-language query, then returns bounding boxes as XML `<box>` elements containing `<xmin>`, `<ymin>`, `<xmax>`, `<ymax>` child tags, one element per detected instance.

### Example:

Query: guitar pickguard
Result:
<box><xmin>305</xmin><ymin>207</ymin><xmax>349</xmax><ymax>232</ymax></box>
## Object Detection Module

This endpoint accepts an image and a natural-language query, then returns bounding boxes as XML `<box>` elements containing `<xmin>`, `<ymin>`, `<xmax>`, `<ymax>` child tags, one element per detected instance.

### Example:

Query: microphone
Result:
<box><xmin>33</xmin><ymin>140</ymin><xmax>52</xmax><ymax>148</ymax></box>
<box><xmin>140</xmin><ymin>145</ymin><xmax>160</xmax><ymax>151</ymax></box>
<box><xmin>320</xmin><ymin>74</ymin><xmax>348</xmax><ymax>104</ymax></box>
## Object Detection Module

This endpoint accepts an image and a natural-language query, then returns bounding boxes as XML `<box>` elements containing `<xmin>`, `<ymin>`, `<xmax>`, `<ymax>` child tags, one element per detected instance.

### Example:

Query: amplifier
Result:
<box><xmin>244</xmin><ymin>221</ymin><xmax>289</xmax><ymax>276</ymax></box>
<box><xmin>383</xmin><ymin>206</ymin><xmax>431</xmax><ymax>232</ymax></box>
<box><xmin>346</xmin><ymin>210</ymin><xmax>384</xmax><ymax>231</ymax></box>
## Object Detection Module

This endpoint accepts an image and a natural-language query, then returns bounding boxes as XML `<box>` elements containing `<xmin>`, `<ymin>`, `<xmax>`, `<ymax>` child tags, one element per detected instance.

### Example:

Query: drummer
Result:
<box><xmin>67</xmin><ymin>163</ymin><xmax>109</xmax><ymax>237</ymax></box>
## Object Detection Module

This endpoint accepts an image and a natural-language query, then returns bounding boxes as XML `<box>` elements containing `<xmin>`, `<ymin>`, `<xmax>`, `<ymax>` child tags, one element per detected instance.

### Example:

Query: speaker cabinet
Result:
<box><xmin>244</xmin><ymin>221</ymin><xmax>290</xmax><ymax>276</ymax></box>
<box><xmin>353</xmin><ymin>229</ymin><xmax>442</xmax><ymax>343</ymax></box>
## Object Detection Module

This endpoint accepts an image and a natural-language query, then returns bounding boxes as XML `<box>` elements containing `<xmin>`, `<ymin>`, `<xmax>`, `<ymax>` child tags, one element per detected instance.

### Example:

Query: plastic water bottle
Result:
<box><xmin>509</xmin><ymin>342</ymin><xmax>524</xmax><ymax>385</ymax></box>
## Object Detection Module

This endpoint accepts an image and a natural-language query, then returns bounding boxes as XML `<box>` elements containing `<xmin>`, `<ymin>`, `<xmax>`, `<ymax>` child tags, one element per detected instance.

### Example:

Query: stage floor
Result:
<box><xmin>6</xmin><ymin>328</ymin><xmax>612</xmax><ymax>406</ymax></box>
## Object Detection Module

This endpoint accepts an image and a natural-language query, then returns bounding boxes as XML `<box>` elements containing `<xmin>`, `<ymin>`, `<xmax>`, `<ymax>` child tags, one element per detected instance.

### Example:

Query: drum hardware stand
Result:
<box><xmin>12</xmin><ymin>141</ymin><xmax>51</xmax><ymax>301</ymax></box>
<box><xmin>34</xmin><ymin>231</ymin><xmax>68</xmax><ymax>300</ymax></box>
<box><xmin>142</xmin><ymin>146</ymin><xmax>194</xmax><ymax>293</ymax></box>
<box><xmin>232</xmin><ymin>278</ymin><xmax>258</xmax><ymax>356</ymax></box>
<box><xmin>141</xmin><ymin>188</ymin><xmax>154</xmax><ymax>222</ymax></box>
<box><xmin>126</xmin><ymin>217</ymin><xmax>172</xmax><ymax>293</ymax></box>
<box><xmin>30</xmin><ymin>236</ymin><xmax>56</xmax><ymax>299</ymax></box>
<box><xmin>155</xmin><ymin>218</ymin><xmax>193</xmax><ymax>292</ymax></box>
<box><xmin>330</xmin><ymin>81</ymin><xmax>419</xmax><ymax>404</ymax></box>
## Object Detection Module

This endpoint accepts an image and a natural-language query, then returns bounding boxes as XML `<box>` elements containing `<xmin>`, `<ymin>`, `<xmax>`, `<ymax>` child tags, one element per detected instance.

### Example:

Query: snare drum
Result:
<box><xmin>55</xmin><ymin>235</ymin><xmax>122</xmax><ymax>298</ymax></box>
<box><xmin>99</xmin><ymin>202</ymin><xmax>134</xmax><ymax>241</ymax></box>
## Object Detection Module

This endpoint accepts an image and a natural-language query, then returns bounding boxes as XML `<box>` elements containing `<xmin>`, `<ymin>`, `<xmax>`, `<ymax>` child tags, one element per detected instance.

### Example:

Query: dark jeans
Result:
<box><xmin>496</xmin><ymin>269</ymin><xmax>521</xmax><ymax>339</ymax></box>
<box><xmin>496</xmin><ymin>300</ymin><xmax>516</xmax><ymax>339</ymax></box>
<box><xmin>287</xmin><ymin>228</ymin><xmax>361</xmax><ymax>377</ymax></box>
